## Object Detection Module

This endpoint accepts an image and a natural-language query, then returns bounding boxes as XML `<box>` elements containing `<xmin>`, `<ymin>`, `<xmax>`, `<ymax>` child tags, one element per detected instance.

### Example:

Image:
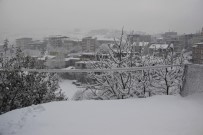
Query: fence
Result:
<box><xmin>14</xmin><ymin>64</ymin><xmax>182</xmax><ymax>73</ymax></box>
<box><xmin>4</xmin><ymin>64</ymin><xmax>201</xmax><ymax>97</ymax></box>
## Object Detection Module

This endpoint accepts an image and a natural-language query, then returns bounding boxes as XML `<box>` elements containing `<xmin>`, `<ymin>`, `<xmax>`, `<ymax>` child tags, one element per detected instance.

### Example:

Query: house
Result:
<box><xmin>192</xmin><ymin>42</ymin><xmax>203</xmax><ymax>64</ymax></box>
<box><xmin>149</xmin><ymin>43</ymin><xmax>173</xmax><ymax>57</ymax></box>
<box><xmin>64</xmin><ymin>57</ymin><xmax>80</xmax><ymax>67</ymax></box>
<box><xmin>80</xmin><ymin>52</ymin><xmax>96</xmax><ymax>61</ymax></box>
<box><xmin>38</xmin><ymin>54</ymin><xmax>66</xmax><ymax>69</ymax></box>
<box><xmin>132</xmin><ymin>42</ymin><xmax>149</xmax><ymax>54</ymax></box>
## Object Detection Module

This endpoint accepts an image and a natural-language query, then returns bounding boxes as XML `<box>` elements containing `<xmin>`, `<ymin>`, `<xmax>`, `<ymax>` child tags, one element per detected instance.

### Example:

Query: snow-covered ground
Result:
<box><xmin>0</xmin><ymin>93</ymin><xmax>203</xmax><ymax>135</ymax></box>
<box><xmin>59</xmin><ymin>79</ymin><xmax>80</xmax><ymax>99</ymax></box>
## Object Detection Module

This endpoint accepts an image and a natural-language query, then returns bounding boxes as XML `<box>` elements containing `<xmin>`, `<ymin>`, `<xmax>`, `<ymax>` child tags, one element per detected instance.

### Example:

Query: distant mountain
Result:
<box><xmin>86</xmin><ymin>29</ymin><xmax>128</xmax><ymax>39</ymax></box>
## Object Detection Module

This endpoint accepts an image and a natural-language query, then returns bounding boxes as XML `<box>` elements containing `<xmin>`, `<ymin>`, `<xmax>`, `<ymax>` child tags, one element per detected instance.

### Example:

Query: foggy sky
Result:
<box><xmin>0</xmin><ymin>0</ymin><xmax>203</xmax><ymax>35</ymax></box>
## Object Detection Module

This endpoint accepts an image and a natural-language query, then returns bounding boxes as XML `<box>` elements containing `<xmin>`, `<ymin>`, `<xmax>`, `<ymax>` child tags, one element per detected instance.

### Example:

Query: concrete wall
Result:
<box><xmin>181</xmin><ymin>64</ymin><xmax>203</xmax><ymax>96</ymax></box>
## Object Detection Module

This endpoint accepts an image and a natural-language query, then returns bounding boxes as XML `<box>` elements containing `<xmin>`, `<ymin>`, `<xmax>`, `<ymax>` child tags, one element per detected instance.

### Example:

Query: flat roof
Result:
<box><xmin>195</xmin><ymin>42</ymin><xmax>203</xmax><ymax>45</ymax></box>
<box><xmin>65</xmin><ymin>57</ymin><xmax>80</xmax><ymax>61</ymax></box>
<box><xmin>75</xmin><ymin>61</ymin><xmax>98</xmax><ymax>64</ymax></box>
<box><xmin>149</xmin><ymin>44</ymin><xmax>169</xmax><ymax>49</ymax></box>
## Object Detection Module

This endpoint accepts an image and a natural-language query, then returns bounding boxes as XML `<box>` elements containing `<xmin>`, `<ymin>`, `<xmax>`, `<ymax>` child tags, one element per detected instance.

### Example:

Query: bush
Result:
<box><xmin>0</xmin><ymin>46</ymin><xmax>66</xmax><ymax>114</ymax></box>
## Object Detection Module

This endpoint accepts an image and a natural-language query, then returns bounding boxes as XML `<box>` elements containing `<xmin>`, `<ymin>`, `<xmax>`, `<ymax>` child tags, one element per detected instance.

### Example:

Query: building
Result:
<box><xmin>178</xmin><ymin>34</ymin><xmax>195</xmax><ymax>50</ymax></box>
<box><xmin>16</xmin><ymin>38</ymin><xmax>32</xmax><ymax>49</ymax></box>
<box><xmin>97</xmin><ymin>38</ymin><xmax>114</xmax><ymax>46</ymax></box>
<box><xmin>48</xmin><ymin>35</ymin><xmax>68</xmax><ymax>48</ymax></box>
<box><xmin>132</xmin><ymin>42</ymin><xmax>149</xmax><ymax>54</ymax></box>
<box><xmin>162</xmin><ymin>32</ymin><xmax>178</xmax><ymax>40</ymax></box>
<box><xmin>47</xmin><ymin>35</ymin><xmax>68</xmax><ymax>56</ymax></box>
<box><xmin>162</xmin><ymin>32</ymin><xmax>182</xmax><ymax>53</ymax></box>
<box><xmin>127</xmin><ymin>34</ymin><xmax>151</xmax><ymax>44</ymax></box>
<box><xmin>63</xmin><ymin>38</ymin><xmax>81</xmax><ymax>53</ymax></box>
<box><xmin>82</xmin><ymin>37</ymin><xmax>97</xmax><ymax>52</ymax></box>
<box><xmin>75</xmin><ymin>61</ymin><xmax>99</xmax><ymax>69</ymax></box>
<box><xmin>80</xmin><ymin>52</ymin><xmax>96</xmax><ymax>61</ymax></box>
<box><xmin>44</xmin><ymin>55</ymin><xmax>65</xmax><ymax>69</ymax></box>
<box><xmin>192</xmin><ymin>42</ymin><xmax>203</xmax><ymax>64</ymax></box>
<box><xmin>178</xmin><ymin>28</ymin><xmax>203</xmax><ymax>51</ymax></box>
<box><xmin>64</xmin><ymin>57</ymin><xmax>80</xmax><ymax>67</ymax></box>
<box><xmin>22</xmin><ymin>40</ymin><xmax>47</xmax><ymax>57</ymax></box>
<box><xmin>25</xmin><ymin>40</ymin><xmax>46</xmax><ymax>51</ymax></box>
<box><xmin>190</xmin><ymin>34</ymin><xmax>203</xmax><ymax>47</ymax></box>
<box><xmin>149</xmin><ymin>43</ymin><xmax>173</xmax><ymax>57</ymax></box>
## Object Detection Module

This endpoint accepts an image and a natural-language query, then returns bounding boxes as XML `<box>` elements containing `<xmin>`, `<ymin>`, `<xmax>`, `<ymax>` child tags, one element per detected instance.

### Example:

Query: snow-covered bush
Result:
<box><xmin>0</xmin><ymin>42</ymin><xmax>66</xmax><ymax>114</ymax></box>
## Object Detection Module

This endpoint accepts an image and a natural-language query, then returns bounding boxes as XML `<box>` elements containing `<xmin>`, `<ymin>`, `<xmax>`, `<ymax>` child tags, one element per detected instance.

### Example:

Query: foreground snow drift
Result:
<box><xmin>0</xmin><ymin>94</ymin><xmax>203</xmax><ymax>135</ymax></box>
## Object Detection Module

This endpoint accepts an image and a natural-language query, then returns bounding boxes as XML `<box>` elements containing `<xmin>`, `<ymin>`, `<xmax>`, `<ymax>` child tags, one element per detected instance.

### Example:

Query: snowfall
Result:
<box><xmin>0</xmin><ymin>80</ymin><xmax>203</xmax><ymax>135</ymax></box>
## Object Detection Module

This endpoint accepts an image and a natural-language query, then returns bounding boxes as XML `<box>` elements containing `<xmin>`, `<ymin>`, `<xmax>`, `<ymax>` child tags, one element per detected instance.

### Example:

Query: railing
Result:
<box><xmin>0</xmin><ymin>64</ymin><xmax>183</xmax><ymax>73</ymax></box>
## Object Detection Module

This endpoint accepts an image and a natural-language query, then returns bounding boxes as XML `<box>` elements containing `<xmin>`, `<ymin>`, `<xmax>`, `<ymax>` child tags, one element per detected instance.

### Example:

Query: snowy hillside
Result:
<box><xmin>0</xmin><ymin>93</ymin><xmax>203</xmax><ymax>135</ymax></box>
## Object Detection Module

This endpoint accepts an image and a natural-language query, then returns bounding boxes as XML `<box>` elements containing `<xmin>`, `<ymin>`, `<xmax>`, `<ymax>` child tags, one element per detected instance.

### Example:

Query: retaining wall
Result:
<box><xmin>181</xmin><ymin>64</ymin><xmax>203</xmax><ymax>96</ymax></box>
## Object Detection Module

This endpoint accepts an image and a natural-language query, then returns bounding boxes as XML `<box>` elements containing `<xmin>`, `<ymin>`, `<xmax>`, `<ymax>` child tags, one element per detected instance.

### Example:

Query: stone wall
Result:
<box><xmin>181</xmin><ymin>64</ymin><xmax>203</xmax><ymax>96</ymax></box>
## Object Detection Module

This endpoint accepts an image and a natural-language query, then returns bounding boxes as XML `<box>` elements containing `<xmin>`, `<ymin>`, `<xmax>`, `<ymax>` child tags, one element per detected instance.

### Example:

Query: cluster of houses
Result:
<box><xmin>1</xmin><ymin>28</ymin><xmax>203</xmax><ymax>70</ymax></box>
<box><xmin>13</xmin><ymin>35</ymin><xmax>115</xmax><ymax>69</ymax></box>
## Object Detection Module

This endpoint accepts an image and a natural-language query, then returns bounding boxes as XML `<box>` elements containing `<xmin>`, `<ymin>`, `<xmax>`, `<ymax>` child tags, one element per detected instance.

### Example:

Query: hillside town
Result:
<box><xmin>1</xmin><ymin>0</ymin><xmax>203</xmax><ymax>134</ymax></box>
<box><xmin>1</xmin><ymin>27</ymin><xmax>203</xmax><ymax>71</ymax></box>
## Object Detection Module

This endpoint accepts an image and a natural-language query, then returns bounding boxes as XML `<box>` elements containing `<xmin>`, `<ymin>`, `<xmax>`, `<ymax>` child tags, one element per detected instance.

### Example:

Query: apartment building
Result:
<box><xmin>127</xmin><ymin>34</ymin><xmax>151</xmax><ymax>44</ymax></box>
<box><xmin>82</xmin><ymin>37</ymin><xmax>97</xmax><ymax>52</ymax></box>
<box><xmin>48</xmin><ymin>35</ymin><xmax>68</xmax><ymax>48</ymax></box>
<box><xmin>16</xmin><ymin>38</ymin><xmax>32</xmax><ymax>49</ymax></box>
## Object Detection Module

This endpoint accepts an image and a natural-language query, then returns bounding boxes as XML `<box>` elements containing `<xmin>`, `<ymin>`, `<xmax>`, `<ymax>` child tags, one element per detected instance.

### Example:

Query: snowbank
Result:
<box><xmin>0</xmin><ymin>94</ymin><xmax>203</xmax><ymax>135</ymax></box>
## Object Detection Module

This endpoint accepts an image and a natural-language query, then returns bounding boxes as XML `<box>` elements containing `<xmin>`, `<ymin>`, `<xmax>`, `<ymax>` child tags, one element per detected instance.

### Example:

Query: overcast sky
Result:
<box><xmin>0</xmin><ymin>0</ymin><xmax>203</xmax><ymax>35</ymax></box>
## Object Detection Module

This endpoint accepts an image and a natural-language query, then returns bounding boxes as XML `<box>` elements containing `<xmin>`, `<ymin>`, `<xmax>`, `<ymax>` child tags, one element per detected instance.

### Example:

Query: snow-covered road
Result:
<box><xmin>59</xmin><ymin>79</ymin><xmax>79</xmax><ymax>99</ymax></box>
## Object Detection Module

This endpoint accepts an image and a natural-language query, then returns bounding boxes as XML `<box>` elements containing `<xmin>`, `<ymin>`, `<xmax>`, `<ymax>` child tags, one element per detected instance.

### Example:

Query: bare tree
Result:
<box><xmin>79</xmin><ymin>29</ymin><xmax>143</xmax><ymax>99</ymax></box>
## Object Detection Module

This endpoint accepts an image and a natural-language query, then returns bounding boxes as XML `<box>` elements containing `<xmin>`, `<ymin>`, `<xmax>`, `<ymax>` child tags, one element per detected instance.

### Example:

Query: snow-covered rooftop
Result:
<box><xmin>38</xmin><ymin>55</ymin><xmax>56</xmax><ymax>60</ymax></box>
<box><xmin>97</xmin><ymin>37</ymin><xmax>114</xmax><ymax>41</ymax></box>
<box><xmin>64</xmin><ymin>57</ymin><xmax>80</xmax><ymax>61</ymax></box>
<box><xmin>149</xmin><ymin>43</ymin><xmax>171</xmax><ymax>49</ymax></box>
<box><xmin>81</xmin><ymin>52</ymin><xmax>96</xmax><ymax>55</ymax></box>
<box><xmin>62</xmin><ymin>66</ymin><xmax>75</xmax><ymax>70</ymax></box>
<box><xmin>68</xmin><ymin>53</ymin><xmax>82</xmax><ymax>57</ymax></box>
<box><xmin>195</xmin><ymin>42</ymin><xmax>203</xmax><ymax>45</ymax></box>
<box><xmin>133</xmin><ymin>42</ymin><xmax>149</xmax><ymax>46</ymax></box>
<box><xmin>64</xmin><ymin>37</ymin><xmax>80</xmax><ymax>42</ymax></box>
<box><xmin>48</xmin><ymin>35</ymin><xmax>69</xmax><ymax>38</ymax></box>
<box><xmin>75</xmin><ymin>61</ymin><xmax>98</xmax><ymax>64</ymax></box>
